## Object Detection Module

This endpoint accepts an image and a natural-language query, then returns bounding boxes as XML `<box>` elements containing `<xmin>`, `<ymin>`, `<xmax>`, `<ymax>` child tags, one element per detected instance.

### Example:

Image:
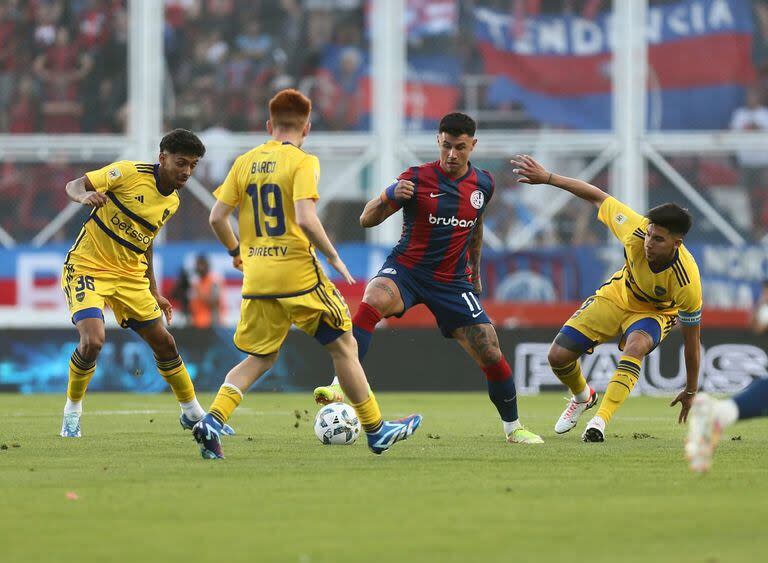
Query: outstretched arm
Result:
<box><xmin>145</xmin><ymin>243</ymin><xmax>172</xmax><ymax>324</ymax></box>
<box><xmin>209</xmin><ymin>200</ymin><xmax>243</xmax><ymax>271</ymax></box>
<box><xmin>360</xmin><ymin>179</ymin><xmax>414</xmax><ymax>228</ymax></box>
<box><xmin>295</xmin><ymin>198</ymin><xmax>355</xmax><ymax>284</ymax></box>
<box><xmin>468</xmin><ymin>217</ymin><xmax>484</xmax><ymax>294</ymax></box>
<box><xmin>669</xmin><ymin>323</ymin><xmax>701</xmax><ymax>423</ymax></box>
<box><xmin>512</xmin><ymin>154</ymin><xmax>609</xmax><ymax>208</ymax></box>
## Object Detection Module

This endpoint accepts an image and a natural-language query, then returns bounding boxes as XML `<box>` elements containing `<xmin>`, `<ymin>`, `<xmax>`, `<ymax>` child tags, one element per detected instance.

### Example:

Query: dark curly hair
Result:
<box><xmin>439</xmin><ymin>112</ymin><xmax>476</xmax><ymax>137</ymax></box>
<box><xmin>646</xmin><ymin>203</ymin><xmax>693</xmax><ymax>236</ymax></box>
<box><xmin>159</xmin><ymin>129</ymin><xmax>206</xmax><ymax>157</ymax></box>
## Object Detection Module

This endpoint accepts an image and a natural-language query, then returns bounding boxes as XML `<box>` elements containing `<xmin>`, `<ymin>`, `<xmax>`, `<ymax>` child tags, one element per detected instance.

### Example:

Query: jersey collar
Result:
<box><xmin>437</xmin><ymin>160</ymin><xmax>474</xmax><ymax>184</ymax></box>
<box><xmin>648</xmin><ymin>248</ymin><xmax>679</xmax><ymax>273</ymax></box>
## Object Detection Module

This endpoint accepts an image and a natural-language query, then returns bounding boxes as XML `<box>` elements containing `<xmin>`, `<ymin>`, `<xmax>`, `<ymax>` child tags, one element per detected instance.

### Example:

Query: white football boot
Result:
<box><xmin>554</xmin><ymin>387</ymin><xmax>598</xmax><ymax>434</ymax></box>
<box><xmin>685</xmin><ymin>393</ymin><xmax>736</xmax><ymax>474</ymax></box>
<box><xmin>582</xmin><ymin>415</ymin><xmax>606</xmax><ymax>442</ymax></box>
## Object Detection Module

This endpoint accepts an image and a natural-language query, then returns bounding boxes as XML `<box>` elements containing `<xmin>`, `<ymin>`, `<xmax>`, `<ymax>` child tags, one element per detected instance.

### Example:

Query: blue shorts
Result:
<box><xmin>375</xmin><ymin>258</ymin><xmax>491</xmax><ymax>337</ymax></box>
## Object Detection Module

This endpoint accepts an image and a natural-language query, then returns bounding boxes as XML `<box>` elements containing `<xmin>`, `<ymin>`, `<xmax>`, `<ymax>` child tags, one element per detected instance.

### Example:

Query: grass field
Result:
<box><xmin>0</xmin><ymin>392</ymin><xmax>765</xmax><ymax>563</ymax></box>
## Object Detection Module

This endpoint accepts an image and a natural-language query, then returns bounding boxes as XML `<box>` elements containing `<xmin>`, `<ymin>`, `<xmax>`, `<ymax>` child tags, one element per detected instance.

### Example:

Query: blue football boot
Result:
<box><xmin>192</xmin><ymin>414</ymin><xmax>225</xmax><ymax>459</ymax></box>
<box><xmin>180</xmin><ymin>412</ymin><xmax>235</xmax><ymax>436</ymax></box>
<box><xmin>366</xmin><ymin>414</ymin><xmax>422</xmax><ymax>455</ymax></box>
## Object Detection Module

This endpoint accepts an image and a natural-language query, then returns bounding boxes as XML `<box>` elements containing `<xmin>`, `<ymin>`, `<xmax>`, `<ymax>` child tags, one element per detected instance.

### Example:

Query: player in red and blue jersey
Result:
<box><xmin>315</xmin><ymin>113</ymin><xmax>542</xmax><ymax>444</ymax></box>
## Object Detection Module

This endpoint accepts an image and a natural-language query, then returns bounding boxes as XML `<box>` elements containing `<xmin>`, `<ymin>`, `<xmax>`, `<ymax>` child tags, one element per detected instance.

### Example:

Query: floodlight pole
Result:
<box><xmin>611</xmin><ymin>0</ymin><xmax>648</xmax><ymax>213</ymax></box>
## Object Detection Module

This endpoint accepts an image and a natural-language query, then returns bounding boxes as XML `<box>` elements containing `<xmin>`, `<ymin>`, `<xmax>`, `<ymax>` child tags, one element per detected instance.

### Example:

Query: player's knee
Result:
<box><xmin>325</xmin><ymin>331</ymin><xmax>357</xmax><ymax>361</ymax></box>
<box><xmin>548</xmin><ymin>344</ymin><xmax>572</xmax><ymax>368</ymax></box>
<box><xmin>153</xmin><ymin>331</ymin><xmax>178</xmax><ymax>357</ymax></box>
<box><xmin>79</xmin><ymin>334</ymin><xmax>104</xmax><ymax>361</ymax></box>
<box><xmin>477</xmin><ymin>344</ymin><xmax>502</xmax><ymax>366</ymax></box>
<box><xmin>361</xmin><ymin>295</ymin><xmax>388</xmax><ymax>317</ymax></box>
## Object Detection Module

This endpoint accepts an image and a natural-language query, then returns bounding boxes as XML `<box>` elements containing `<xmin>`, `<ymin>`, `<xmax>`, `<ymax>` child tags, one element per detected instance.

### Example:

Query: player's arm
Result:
<box><xmin>209</xmin><ymin>200</ymin><xmax>243</xmax><ymax>271</ymax></box>
<box><xmin>65</xmin><ymin>175</ymin><xmax>107</xmax><ymax>208</ymax></box>
<box><xmin>145</xmin><ymin>242</ymin><xmax>173</xmax><ymax>324</ymax></box>
<box><xmin>511</xmin><ymin>154</ymin><xmax>609</xmax><ymax>208</ymax></box>
<box><xmin>359</xmin><ymin>179</ymin><xmax>414</xmax><ymax>228</ymax></box>
<box><xmin>669</xmin><ymin>322</ymin><xmax>701</xmax><ymax>423</ymax></box>
<box><xmin>295</xmin><ymin>198</ymin><xmax>354</xmax><ymax>284</ymax></box>
<box><xmin>468</xmin><ymin>217</ymin><xmax>484</xmax><ymax>294</ymax></box>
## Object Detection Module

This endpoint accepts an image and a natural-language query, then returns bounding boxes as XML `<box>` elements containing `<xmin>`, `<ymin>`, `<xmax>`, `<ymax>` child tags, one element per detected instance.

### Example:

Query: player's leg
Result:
<box><xmin>60</xmin><ymin>265</ymin><xmax>108</xmax><ymax>437</ymax></box>
<box><xmin>686</xmin><ymin>377</ymin><xmax>768</xmax><ymax>473</ymax></box>
<box><xmin>133</xmin><ymin>319</ymin><xmax>209</xmax><ymax>424</ymax></box>
<box><xmin>550</xmin><ymin>296</ymin><xmax>620</xmax><ymax>435</ymax></box>
<box><xmin>314</xmin><ymin>271</ymin><xmax>410</xmax><ymax>404</ymax></box>
<box><xmin>583</xmin><ymin>319</ymin><xmax>659</xmax><ymax>442</ymax></box>
<box><xmin>193</xmin><ymin>298</ymin><xmax>287</xmax><ymax>458</ymax></box>
<box><xmin>296</xmin><ymin>280</ymin><xmax>421</xmax><ymax>454</ymax></box>
<box><xmin>452</xmin><ymin>322</ymin><xmax>542</xmax><ymax>444</ymax></box>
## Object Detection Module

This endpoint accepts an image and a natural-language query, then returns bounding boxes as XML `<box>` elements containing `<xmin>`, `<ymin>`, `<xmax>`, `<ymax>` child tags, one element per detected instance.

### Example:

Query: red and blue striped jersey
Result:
<box><xmin>388</xmin><ymin>160</ymin><xmax>495</xmax><ymax>283</ymax></box>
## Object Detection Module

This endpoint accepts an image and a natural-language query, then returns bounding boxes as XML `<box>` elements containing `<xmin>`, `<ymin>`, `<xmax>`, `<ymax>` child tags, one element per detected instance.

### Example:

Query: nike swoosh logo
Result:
<box><xmin>429</xmin><ymin>192</ymin><xmax>446</xmax><ymax>198</ymax></box>
<box><xmin>472</xmin><ymin>310</ymin><xmax>484</xmax><ymax>318</ymax></box>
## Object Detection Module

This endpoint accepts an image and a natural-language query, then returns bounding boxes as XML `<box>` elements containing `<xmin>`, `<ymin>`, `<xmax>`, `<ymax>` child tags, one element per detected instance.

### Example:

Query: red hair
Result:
<box><xmin>269</xmin><ymin>89</ymin><xmax>311</xmax><ymax>130</ymax></box>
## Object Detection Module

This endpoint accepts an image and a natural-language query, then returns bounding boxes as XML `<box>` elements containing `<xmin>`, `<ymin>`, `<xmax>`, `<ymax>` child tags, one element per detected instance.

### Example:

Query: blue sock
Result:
<box><xmin>733</xmin><ymin>377</ymin><xmax>768</xmax><ymax>421</ymax></box>
<box><xmin>352</xmin><ymin>325</ymin><xmax>373</xmax><ymax>361</ymax></box>
<box><xmin>483</xmin><ymin>358</ymin><xmax>518</xmax><ymax>422</ymax></box>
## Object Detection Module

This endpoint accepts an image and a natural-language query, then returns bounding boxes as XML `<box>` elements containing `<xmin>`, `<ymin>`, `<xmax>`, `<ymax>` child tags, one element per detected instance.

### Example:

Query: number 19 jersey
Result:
<box><xmin>214</xmin><ymin>140</ymin><xmax>321</xmax><ymax>298</ymax></box>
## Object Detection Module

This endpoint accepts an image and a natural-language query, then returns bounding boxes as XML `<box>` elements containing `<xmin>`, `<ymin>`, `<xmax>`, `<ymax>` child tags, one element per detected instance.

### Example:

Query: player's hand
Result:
<box><xmin>394</xmin><ymin>180</ymin><xmax>415</xmax><ymax>201</ymax></box>
<box><xmin>328</xmin><ymin>255</ymin><xmax>355</xmax><ymax>285</ymax></box>
<box><xmin>79</xmin><ymin>191</ymin><xmax>108</xmax><ymax>208</ymax></box>
<box><xmin>511</xmin><ymin>155</ymin><xmax>552</xmax><ymax>185</ymax></box>
<box><xmin>155</xmin><ymin>294</ymin><xmax>173</xmax><ymax>325</ymax></box>
<box><xmin>670</xmin><ymin>390</ymin><xmax>696</xmax><ymax>423</ymax></box>
<box><xmin>232</xmin><ymin>255</ymin><xmax>243</xmax><ymax>272</ymax></box>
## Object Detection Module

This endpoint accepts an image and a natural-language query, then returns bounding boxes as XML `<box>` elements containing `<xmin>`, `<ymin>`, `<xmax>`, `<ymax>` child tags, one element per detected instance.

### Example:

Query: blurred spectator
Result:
<box><xmin>188</xmin><ymin>255</ymin><xmax>225</xmax><ymax>328</ymax></box>
<box><xmin>0</xmin><ymin>0</ymin><xmax>127</xmax><ymax>133</ymax></box>
<box><xmin>730</xmin><ymin>87</ymin><xmax>768</xmax><ymax>238</ymax></box>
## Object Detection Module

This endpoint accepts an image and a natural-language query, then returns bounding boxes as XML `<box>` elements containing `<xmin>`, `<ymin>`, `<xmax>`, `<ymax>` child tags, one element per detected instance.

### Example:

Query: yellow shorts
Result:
<box><xmin>62</xmin><ymin>263</ymin><xmax>161</xmax><ymax>329</ymax></box>
<box><xmin>559</xmin><ymin>295</ymin><xmax>677</xmax><ymax>354</ymax></box>
<box><xmin>234</xmin><ymin>275</ymin><xmax>352</xmax><ymax>356</ymax></box>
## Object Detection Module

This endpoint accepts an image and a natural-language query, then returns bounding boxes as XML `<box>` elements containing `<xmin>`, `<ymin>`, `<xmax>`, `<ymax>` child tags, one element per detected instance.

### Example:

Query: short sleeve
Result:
<box><xmin>84</xmin><ymin>161</ymin><xmax>134</xmax><ymax>193</ymax></box>
<box><xmin>293</xmin><ymin>155</ymin><xmax>320</xmax><ymax>201</ymax></box>
<box><xmin>597</xmin><ymin>196</ymin><xmax>647</xmax><ymax>242</ymax></box>
<box><xmin>213</xmin><ymin>155</ymin><xmax>246</xmax><ymax>207</ymax></box>
<box><xmin>675</xmin><ymin>275</ymin><xmax>703</xmax><ymax>326</ymax></box>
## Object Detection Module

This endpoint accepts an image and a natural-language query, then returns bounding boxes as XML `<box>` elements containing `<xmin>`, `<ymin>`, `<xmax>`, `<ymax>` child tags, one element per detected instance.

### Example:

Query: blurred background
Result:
<box><xmin>1</xmin><ymin>0</ymin><xmax>767</xmax><ymax>394</ymax></box>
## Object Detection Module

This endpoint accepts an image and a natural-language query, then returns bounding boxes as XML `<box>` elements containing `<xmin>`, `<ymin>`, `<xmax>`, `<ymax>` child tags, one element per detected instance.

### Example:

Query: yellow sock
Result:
<box><xmin>156</xmin><ymin>355</ymin><xmax>196</xmax><ymax>403</ymax></box>
<box><xmin>352</xmin><ymin>392</ymin><xmax>383</xmax><ymax>433</ymax></box>
<box><xmin>596</xmin><ymin>355</ymin><xmax>641</xmax><ymax>424</ymax></box>
<box><xmin>209</xmin><ymin>383</ymin><xmax>243</xmax><ymax>424</ymax></box>
<box><xmin>551</xmin><ymin>360</ymin><xmax>587</xmax><ymax>396</ymax></box>
<box><xmin>67</xmin><ymin>349</ymin><xmax>96</xmax><ymax>402</ymax></box>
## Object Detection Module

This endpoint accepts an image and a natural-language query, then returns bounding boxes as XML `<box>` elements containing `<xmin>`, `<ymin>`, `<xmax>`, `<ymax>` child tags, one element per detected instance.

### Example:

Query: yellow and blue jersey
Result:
<box><xmin>596</xmin><ymin>197</ymin><xmax>702</xmax><ymax>325</ymax></box>
<box><xmin>65</xmin><ymin>161</ymin><xmax>179</xmax><ymax>276</ymax></box>
<box><xmin>214</xmin><ymin>140</ymin><xmax>322</xmax><ymax>298</ymax></box>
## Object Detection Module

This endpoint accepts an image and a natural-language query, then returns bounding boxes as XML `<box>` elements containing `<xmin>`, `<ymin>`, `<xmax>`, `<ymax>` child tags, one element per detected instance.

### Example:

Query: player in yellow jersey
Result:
<box><xmin>60</xmin><ymin>129</ymin><xmax>233</xmax><ymax>438</ymax></box>
<box><xmin>192</xmin><ymin>89</ymin><xmax>421</xmax><ymax>458</ymax></box>
<box><xmin>512</xmin><ymin>155</ymin><xmax>702</xmax><ymax>442</ymax></box>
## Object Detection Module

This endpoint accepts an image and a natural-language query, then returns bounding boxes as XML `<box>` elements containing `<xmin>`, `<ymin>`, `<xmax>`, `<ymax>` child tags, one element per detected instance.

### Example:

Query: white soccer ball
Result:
<box><xmin>313</xmin><ymin>402</ymin><xmax>361</xmax><ymax>445</ymax></box>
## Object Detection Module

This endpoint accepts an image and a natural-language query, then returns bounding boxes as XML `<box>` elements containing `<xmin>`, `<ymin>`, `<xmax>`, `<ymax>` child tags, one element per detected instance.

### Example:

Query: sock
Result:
<box><xmin>732</xmin><ymin>377</ymin><xmax>768</xmax><ymax>421</ymax></box>
<box><xmin>551</xmin><ymin>360</ymin><xmax>589</xmax><ymax>401</ymax></box>
<box><xmin>352</xmin><ymin>391</ymin><xmax>383</xmax><ymax>433</ymax></box>
<box><xmin>330</xmin><ymin>376</ymin><xmax>340</xmax><ymax>386</ymax></box>
<box><xmin>596</xmin><ymin>355</ymin><xmax>641</xmax><ymax>425</ymax></box>
<box><xmin>180</xmin><ymin>399</ymin><xmax>205</xmax><ymax>420</ymax></box>
<box><xmin>67</xmin><ymin>349</ymin><xmax>96</xmax><ymax>403</ymax></box>
<box><xmin>483</xmin><ymin>357</ymin><xmax>519</xmax><ymax>424</ymax></box>
<box><xmin>64</xmin><ymin>398</ymin><xmax>82</xmax><ymax>415</ymax></box>
<box><xmin>209</xmin><ymin>383</ymin><xmax>243</xmax><ymax>425</ymax></box>
<box><xmin>156</xmin><ymin>355</ymin><xmax>196</xmax><ymax>404</ymax></box>
<box><xmin>352</xmin><ymin>302</ymin><xmax>382</xmax><ymax>361</ymax></box>
<box><xmin>503</xmin><ymin>420</ymin><xmax>522</xmax><ymax>435</ymax></box>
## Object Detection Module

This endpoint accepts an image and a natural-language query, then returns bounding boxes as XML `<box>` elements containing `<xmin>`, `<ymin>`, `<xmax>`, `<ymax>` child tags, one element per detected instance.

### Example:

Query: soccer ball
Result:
<box><xmin>313</xmin><ymin>402</ymin><xmax>361</xmax><ymax>445</ymax></box>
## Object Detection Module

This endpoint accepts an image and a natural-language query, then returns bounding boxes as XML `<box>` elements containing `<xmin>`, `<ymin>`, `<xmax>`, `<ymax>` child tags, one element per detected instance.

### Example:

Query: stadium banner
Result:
<box><xmin>0</xmin><ymin>327</ymin><xmax>763</xmax><ymax>395</ymax></box>
<box><xmin>475</xmin><ymin>0</ymin><xmax>755</xmax><ymax>129</ymax></box>
<box><xmin>0</xmin><ymin>242</ymin><xmax>763</xmax><ymax>314</ymax></box>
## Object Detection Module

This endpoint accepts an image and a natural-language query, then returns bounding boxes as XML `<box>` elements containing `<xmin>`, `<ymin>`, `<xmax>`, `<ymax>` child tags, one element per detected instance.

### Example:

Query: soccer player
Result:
<box><xmin>60</xmin><ymin>129</ymin><xmax>233</xmax><ymax>437</ymax></box>
<box><xmin>314</xmin><ymin>112</ymin><xmax>543</xmax><ymax>445</ymax></box>
<box><xmin>686</xmin><ymin>379</ymin><xmax>768</xmax><ymax>472</ymax></box>
<box><xmin>192</xmin><ymin>89</ymin><xmax>421</xmax><ymax>459</ymax></box>
<box><xmin>511</xmin><ymin>154</ymin><xmax>702</xmax><ymax>442</ymax></box>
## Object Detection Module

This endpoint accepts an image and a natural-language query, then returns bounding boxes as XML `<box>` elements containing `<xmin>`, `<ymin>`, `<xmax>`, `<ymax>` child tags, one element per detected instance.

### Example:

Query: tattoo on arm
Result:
<box><xmin>469</xmin><ymin>219</ymin><xmax>483</xmax><ymax>274</ymax></box>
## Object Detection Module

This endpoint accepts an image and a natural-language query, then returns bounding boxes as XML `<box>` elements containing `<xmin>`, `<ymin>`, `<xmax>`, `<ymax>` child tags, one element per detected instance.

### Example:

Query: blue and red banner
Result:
<box><xmin>475</xmin><ymin>0</ymin><xmax>756</xmax><ymax>129</ymax></box>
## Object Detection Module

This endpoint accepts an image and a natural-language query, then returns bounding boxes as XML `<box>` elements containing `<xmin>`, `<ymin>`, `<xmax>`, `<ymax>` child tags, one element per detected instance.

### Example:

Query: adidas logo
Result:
<box><xmin>135</xmin><ymin>195</ymin><xmax>144</xmax><ymax>203</ymax></box>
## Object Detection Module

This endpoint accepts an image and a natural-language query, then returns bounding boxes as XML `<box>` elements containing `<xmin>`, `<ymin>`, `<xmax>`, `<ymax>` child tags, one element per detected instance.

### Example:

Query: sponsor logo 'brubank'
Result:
<box><xmin>429</xmin><ymin>213</ymin><xmax>477</xmax><ymax>229</ymax></box>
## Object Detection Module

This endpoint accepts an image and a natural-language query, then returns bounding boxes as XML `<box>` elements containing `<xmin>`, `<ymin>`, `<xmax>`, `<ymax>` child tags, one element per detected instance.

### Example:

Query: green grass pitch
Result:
<box><xmin>1</xmin><ymin>392</ymin><xmax>766</xmax><ymax>563</ymax></box>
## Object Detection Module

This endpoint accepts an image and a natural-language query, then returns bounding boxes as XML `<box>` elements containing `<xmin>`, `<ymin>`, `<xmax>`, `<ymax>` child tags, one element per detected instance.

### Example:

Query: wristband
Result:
<box><xmin>227</xmin><ymin>245</ymin><xmax>240</xmax><ymax>257</ymax></box>
<box><xmin>684</xmin><ymin>389</ymin><xmax>697</xmax><ymax>395</ymax></box>
<box><xmin>384</xmin><ymin>183</ymin><xmax>398</xmax><ymax>201</ymax></box>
